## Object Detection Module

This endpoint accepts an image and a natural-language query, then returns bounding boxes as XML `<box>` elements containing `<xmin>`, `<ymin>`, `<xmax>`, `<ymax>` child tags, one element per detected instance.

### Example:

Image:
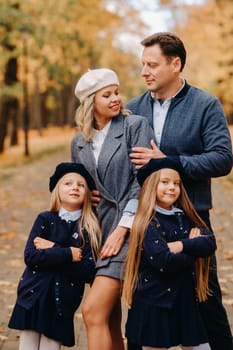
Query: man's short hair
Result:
<box><xmin>141</xmin><ymin>32</ymin><xmax>186</xmax><ymax>71</ymax></box>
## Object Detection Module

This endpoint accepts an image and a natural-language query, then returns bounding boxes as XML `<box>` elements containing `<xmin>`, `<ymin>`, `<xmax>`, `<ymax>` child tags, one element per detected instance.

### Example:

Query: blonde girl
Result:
<box><xmin>123</xmin><ymin>157</ymin><xmax>216</xmax><ymax>350</ymax></box>
<box><xmin>9</xmin><ymin>162</ymin><xmax>101</xmax><ymax>350</ymax></box>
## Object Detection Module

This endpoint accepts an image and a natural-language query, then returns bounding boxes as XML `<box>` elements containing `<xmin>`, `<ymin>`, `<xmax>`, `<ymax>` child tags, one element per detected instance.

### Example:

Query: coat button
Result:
<box><xmin>72</xmin><ymin>232</ymin><xmax>79</xmax><ymax>239</ymax></box>
<box><xmin>167</xmin><ymin>288</ymin><xmax>171</xmax><ymax>292</ymax></box>
<box><xmin>160</xmin><ymin>268</ymin><xmax>163</xmax><ymax>272</ymax></box>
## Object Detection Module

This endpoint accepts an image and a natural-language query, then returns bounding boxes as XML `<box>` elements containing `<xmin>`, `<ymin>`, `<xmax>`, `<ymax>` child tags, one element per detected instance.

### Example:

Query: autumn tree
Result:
<box><xmin>0</xmin><ymin>2</ymin><xmax>20</xmax><ymax>152</ymax></box>
<box><xmin>214</xmin><ymin>0</ymin><xmax>233</xmax><ymax>123</ymax></box>
<box><xmin>0</xmin><ymin>0</ymin><xmax>147</xmax><ymax>153</ymax></box>
<box><xmin>157</xmin><ymin>0</ymin><xmax>233</xmax><ymax>123</ymax></box>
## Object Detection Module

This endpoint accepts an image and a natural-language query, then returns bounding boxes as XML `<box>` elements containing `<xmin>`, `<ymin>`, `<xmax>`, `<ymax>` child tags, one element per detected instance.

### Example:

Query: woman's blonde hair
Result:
<box><xmin>49</xmin><ymin>177</ymin><xmax>101</xmax><ymax>259</ymax></box>
<box><xmin>122</xmin><ymin>170</ymin><xmax>211</xmax><ymax>308</ymax></box>
<box><xmin>74</xmin><ymin>93</ymin><xmax>131</xmax><ymax>141</ymax></box>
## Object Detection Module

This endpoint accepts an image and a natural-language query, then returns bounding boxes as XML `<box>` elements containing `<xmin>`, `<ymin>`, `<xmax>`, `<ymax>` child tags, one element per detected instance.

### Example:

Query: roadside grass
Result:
<box><xmin>1</xmin><ymin>144</ymin><xmax>69</xmax><ymax>169</ymax></box>
<box><xmin>0</xmin><ymin>126</ymin><xmax>74</xmax><ymax>169</ymax></box>
<box><xmin>226</xmin><ymin>172</ymin><xmax>233</xmax><ymax>184</ymax></box>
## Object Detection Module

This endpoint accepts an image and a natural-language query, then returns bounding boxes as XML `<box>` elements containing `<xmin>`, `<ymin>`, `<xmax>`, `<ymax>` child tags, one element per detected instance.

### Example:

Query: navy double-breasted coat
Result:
<box><xmin>9</xmin><ymin>211</ymin><xmax>96</xmax><ymax>346</ymax></box>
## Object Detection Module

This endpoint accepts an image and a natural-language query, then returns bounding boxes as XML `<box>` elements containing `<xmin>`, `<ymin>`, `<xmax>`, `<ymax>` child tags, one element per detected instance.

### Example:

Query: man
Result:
<box><xmin>126</xmin><ymin>32</ymin><xmax>233</xmax><ymax>350</ymax></box>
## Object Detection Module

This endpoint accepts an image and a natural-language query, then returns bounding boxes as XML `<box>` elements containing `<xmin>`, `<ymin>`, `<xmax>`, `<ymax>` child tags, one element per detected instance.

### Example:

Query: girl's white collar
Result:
<box><xmin>155</xmin><ymin>205</ymin><xmax>184</xmax><ymax>216</ymax></box>
<box><xmin>59</xmin><ymin>207</ymin><xmax>82</xmax><ymax>222</ymax></box>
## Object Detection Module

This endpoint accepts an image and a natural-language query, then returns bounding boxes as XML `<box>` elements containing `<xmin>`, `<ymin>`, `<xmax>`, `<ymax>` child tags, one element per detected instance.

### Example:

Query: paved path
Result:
<box><xmin>0</xmin><ymin>148</ymin><xmax>232</xmax><ymax>349</ymax></box>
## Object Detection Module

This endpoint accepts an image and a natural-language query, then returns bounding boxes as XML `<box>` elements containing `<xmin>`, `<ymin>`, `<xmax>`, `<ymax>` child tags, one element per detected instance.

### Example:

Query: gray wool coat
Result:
<box><xmin>71</xmin><ymin>114</ymin><xmax>154</xmax><ymax>269</ymax></box>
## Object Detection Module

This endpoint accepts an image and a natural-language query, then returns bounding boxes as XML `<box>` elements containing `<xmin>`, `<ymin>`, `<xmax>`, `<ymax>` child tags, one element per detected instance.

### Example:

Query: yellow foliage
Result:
<box><xmin>172</xmin><ymin>0</ymin><xmax>233</xmax><ymax>120</ymax></box>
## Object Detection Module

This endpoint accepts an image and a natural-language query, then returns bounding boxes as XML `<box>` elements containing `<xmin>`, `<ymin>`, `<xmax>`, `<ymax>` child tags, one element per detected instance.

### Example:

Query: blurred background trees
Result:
<box><xmin>0</xmin><ymin>0</ymin><xmax>232</xmax><ymax>154</ymax></box>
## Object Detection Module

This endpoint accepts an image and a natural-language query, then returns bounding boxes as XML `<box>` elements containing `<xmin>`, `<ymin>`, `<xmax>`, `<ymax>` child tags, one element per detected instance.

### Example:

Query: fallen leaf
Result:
<box><xmin>6</xmin><ymin>259</ymin><xmax>23</xmax><ymax>268</ymax></box>
<box><xmin>223</xmin><ymin>298</ymin><xmax>233</xmax><ymax>305</ymax></box>
<box><xmin>219</xmin><ymin>265</ymin><xmax>232</xmax><ymax>271</ymax></box>
<box><xmin>0</xmin><ymin>231</ymin><xmax>16</xmax><ymax>240</ymax></box>
<box><xmin>0</xmin><ymin>281</ymin><xmax>11</xmax><ymax>286</ymax></box>
<box><xmin>2</xmin><ymin>289</ymin><xmax>16</xmax><ymax>295</ymax></box>
<box><xmin>224</xmin><ymin>255</ymin><xmax>233</xmax><ymax>260</ymax></box>
<box><xmin>0</xmin><ymin>335</ymin><xmax>8</xmax><ymax>340</ymax></box>
<box><xmin>221</xmin><ymin>287</ymin><xmax>229</xmax><ymax>296</ymax></box>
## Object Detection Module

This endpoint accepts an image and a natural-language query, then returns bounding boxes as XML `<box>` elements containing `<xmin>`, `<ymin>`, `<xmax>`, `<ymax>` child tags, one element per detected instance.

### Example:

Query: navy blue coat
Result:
<box><xmin>126</xmin><ymin>82</ymin><xmax>233</xmax><ymax>211</ymax></box>
<box><xmin>134</xmin><ymin>211</ymin><xmax>217</xmax><ymax>309</ymax></box>
<box><xmin>15</xmin><ymin>211</ymin><xmax>96</xmax><ymax>318</ymax></box>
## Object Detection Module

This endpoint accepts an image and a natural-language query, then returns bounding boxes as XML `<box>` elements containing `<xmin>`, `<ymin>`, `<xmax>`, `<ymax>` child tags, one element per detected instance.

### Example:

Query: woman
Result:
<box><xmin>71</xmin><ymin>68</ymin><xmax>154</xmax><ymax>350</ymax></box>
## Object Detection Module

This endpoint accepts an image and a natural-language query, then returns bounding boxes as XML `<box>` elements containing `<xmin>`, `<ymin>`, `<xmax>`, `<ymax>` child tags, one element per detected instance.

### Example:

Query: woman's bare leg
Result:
<box><xmin>82</xmin><ymin>275</ymin><xmax>124</xmax><ymax>350</ymax></box>
<box><xmin>109</xmin><ymin>294</ymin><xmax>124</xmax><ymax>348</ymax></box>
<box><xmin>142</xmin><ymin>347</ymin><xmax>167</xmax><ymax>350</ymax></box>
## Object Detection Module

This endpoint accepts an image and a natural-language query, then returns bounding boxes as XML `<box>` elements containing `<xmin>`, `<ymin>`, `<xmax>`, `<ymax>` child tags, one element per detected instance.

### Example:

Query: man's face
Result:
<box><xmin>141</xmin><ymin>44</ymin><xmax>181</xmax><ymax>96</ymax></box>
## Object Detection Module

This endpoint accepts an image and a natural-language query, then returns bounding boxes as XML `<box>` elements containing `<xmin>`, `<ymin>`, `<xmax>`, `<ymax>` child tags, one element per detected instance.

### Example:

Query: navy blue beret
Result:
<box><xmin>137</xmin><ymin>156</ymin><xmax>183</xmax><ymax>186</ymax></box>
<box><xmin>49</xmin><ymin>162</ymin><xmax>96</xmax><ymax>192</ymax></box>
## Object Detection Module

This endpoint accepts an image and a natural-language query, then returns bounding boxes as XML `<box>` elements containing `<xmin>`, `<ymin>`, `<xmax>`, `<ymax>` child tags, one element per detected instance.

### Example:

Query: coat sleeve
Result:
<box><xmin>179</xmin><ymin>97</ymin><xmax>233</xmax><ymax>180</ymax></box>
<box><xmin>59</xmin><ymin>233</ymin><xmax>96</xmax><ymax>284</ymax></box>
<box><xmin>181</xmin><ymin>229</ymin><xmax>217</xmax><ymax>257</ymax></box>
<box><xmin>143</xmin><ymin>222</ymin><xmax>195</xmax><ymax>274</ymax></box>
<box><xmin>24</xmin><ymin>215</ymin><xmax>73</xmax><ymax>268</ymax></box>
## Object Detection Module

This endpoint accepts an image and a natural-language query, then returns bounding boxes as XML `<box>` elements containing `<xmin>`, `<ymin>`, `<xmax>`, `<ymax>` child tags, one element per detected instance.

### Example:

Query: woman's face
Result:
<box><xmin>93</xmin><ymin>85</ymin><xmax>121</xmax><ymax>124</ymax></box>
<box><xmin>156</xmin><ymin>168</ymin><xmax>181</xmax><ymax>210</ymax></box>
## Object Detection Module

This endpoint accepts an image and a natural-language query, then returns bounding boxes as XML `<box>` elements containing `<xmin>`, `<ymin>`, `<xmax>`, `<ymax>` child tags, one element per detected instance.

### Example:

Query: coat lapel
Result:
<box><xmin>74</xmin><ymin>138</ymin><xmax>98</xmax><ymax>180</ymax></box>
<box><xmin>97</xmin><ymin>116</ymin><xmax>124</xmax><ymax>182</ymax></box>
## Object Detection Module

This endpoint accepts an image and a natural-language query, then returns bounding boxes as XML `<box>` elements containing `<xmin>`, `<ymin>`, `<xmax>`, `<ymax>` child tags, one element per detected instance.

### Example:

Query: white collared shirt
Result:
<box><xmin>155</xmin><ymin>205</ymin><xmax>184</xmax><ymax>216</ymax></box>
<box><xmin>152</xmin><ymin>78</ymin><xmax>185</xmax><ymax>147</ymax></box>
<box><xmin>92</xmin><ymin>121</ymin><xmax>111</xmax><ymax>163</ymax></box>
<box><xmin>59</xmin><ymin>207</ymin><xmax>82</xmax><ymax>222</ymax></box>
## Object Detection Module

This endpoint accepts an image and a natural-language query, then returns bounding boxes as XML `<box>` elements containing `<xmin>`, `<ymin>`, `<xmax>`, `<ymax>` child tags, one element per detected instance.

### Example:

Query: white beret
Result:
<box><xmin>74</xmin><ymin>68</ymin><xmax>119</xmax><ymax>103</ymax></box>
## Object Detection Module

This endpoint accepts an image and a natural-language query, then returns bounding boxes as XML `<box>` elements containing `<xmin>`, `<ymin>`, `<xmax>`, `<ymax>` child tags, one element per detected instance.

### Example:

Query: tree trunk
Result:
<box><xmin>0</xmin><ymin>49</ymin><xmax>19</xmax><ymax>152</ymax></box>
<box><xmin>10</xmin><ymin>98</ymin><xmax>19</xmax><ymax>146</ymax></box>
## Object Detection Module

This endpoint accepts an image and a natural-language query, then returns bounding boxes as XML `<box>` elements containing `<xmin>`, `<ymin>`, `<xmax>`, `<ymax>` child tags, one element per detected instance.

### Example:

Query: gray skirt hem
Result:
<box><xmin>95</xmin><ymin>261</ymin><xmax>125</xmax><ymax>280</ymax></box>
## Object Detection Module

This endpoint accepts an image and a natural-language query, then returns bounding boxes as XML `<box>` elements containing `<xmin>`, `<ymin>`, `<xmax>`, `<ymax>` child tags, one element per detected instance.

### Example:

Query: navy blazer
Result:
<box><xmin>134</xmin><ymin>212</ymin><xmax>216</xmax><ymax>309</ymax></box>
<box><xmin>15</xmin><ymin>211</ymin><xmax>96</xmax><ymax>317</ymax></box>
<box><xmin>126</xmin><ymin>82</ymin><xmax>233</xmax><ymax>211</ymax></box>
